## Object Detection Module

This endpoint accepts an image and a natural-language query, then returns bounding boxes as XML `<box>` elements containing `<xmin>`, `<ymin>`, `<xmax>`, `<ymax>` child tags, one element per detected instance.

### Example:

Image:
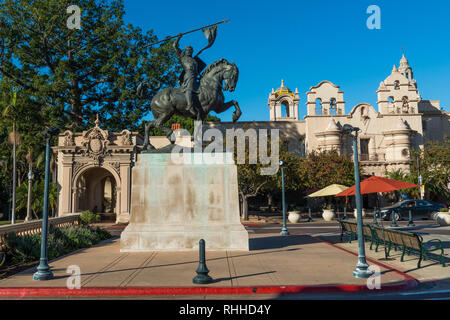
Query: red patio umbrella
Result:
<box><xmin>335</xmin><ymin>176</ymin><xmax>419</xmax><ymax>197</ymax></box>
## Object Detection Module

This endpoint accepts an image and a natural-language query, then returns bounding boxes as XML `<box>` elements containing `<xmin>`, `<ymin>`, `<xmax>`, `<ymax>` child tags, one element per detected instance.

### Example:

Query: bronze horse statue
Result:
<box><xmin>137</xmin><ymin>59</ymin><xmax>241</xmax><ymax>150</ymax></box>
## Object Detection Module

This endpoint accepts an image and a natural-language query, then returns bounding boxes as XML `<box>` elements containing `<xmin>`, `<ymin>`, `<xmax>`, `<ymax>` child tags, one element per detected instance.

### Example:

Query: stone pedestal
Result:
<box><xmin>120</xmin><ymin>152</ymin><xmax>249</xmax><ymax>251</ymax></box>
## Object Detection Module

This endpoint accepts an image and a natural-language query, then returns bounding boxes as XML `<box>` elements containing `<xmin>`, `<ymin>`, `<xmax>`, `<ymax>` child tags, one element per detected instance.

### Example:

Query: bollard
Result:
<box><xmin>373</xmin><ymin>207</ymin><xmax>379</xmax><ymax>226</ymax></box>
<box><xmin>307</xmin><ymin>207</ymin><xmax>313</xmax><ymax>222</ymax></box>
<box><xmin>193</xmin><ymin>239</ymin><xmax>213</xmax><ymax>284</ymax></box>
<box><xmin>408</xmin><ymin>209</ymin><xmax>415</xmax><ymax>227</ymax></box>
<box><xmin>391</xmin><ymin>209</ymin><xmax>399</xmax><ymax>228</ymax></box>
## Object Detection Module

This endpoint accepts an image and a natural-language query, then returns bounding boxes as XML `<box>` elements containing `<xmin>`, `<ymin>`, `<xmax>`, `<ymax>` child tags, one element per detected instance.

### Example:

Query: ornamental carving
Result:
<box><xmin>108</xmin><ymin>162</ymin><xmax>121</xmax><ymax>177</ymax></box>
<box><xmin>81</xmin><ymin>115</ymin><xmax>111</xmax><ymax>162</ymax></box>
<box><xmin>120</xmin><ymin>130</ymin><xmax>132</xmax><ymax>146</ymax></box>
<box><xmin>73</xmin><ymin>161</ymin><xmax>87</xmax><ymax>176</ymax></box>
<box><xmin>63</xmin><ymin>130</ymin><xmax>75</xmax><ymax>146</ymax></box>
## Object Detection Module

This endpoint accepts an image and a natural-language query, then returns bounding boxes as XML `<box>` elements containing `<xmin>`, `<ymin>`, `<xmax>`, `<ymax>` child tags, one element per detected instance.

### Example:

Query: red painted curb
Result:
<box><xmin>0</xmin><ymin>280</ymin><xmax>417</xmax><ymax>297</ymax></box>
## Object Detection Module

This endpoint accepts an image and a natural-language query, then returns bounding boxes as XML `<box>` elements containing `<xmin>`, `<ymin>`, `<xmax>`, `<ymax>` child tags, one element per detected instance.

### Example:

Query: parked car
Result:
<box><xmin>380</xmin><ymin>200</ymin><xmax>446</xmax><ymax>221</ymax></box>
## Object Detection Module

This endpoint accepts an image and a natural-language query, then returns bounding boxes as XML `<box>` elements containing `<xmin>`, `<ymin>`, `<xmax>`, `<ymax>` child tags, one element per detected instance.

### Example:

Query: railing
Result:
<box><xmin>0</xmin><ymin>214</ymin><xmax>80</xmax><ymax>251</ymax></box>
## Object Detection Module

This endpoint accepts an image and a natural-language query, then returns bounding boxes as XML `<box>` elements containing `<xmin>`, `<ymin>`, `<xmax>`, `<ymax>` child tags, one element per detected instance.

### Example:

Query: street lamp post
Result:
<box><xmin>417</xmin><ymin>155</ymin><xmax>424</xmax><ymax>200</ymax></box>
<box><xmin>11</xmin><ymin>124</ymin><xmax>17</xmax><ymax>225</ymax></box>
<box><xmin>33</xmin><ymin>127</ymin><xmax>59</xmax><ymax>281</ymax></box>
<box><xmin>279</xmin><ymin>161</ymin><xmax>289</xmax><ymax>236</ymax></box>
<box><xmin>25</xmin><ymin>163</ymin><xmax>34</xmax><ymax>222</ymax></box>
<box><xmin>408</xmin><ymin>209</ymin><xmax>415</xmax><ymax>227</ymax></box>
<box><xmin>372</xmin><ymin>207</ymin><xmax>379</xmax><ymax>226</ymax></box>
<box><xmin>342</xmin><ymin>125</ymin><xmax>373</xmax><ymax>279</ymax></box>
<box><xmin>391</xmin><ymin>209</ymin><xmax>399</xmax><ymax>228</ymax></box>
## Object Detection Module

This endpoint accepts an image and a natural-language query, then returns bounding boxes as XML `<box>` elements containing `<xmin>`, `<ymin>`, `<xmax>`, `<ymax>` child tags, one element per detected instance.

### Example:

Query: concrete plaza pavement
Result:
<box><xmin>0</xmin><ymin>229</ymin><xmax>421</xmax><ymax>299</ymax></box>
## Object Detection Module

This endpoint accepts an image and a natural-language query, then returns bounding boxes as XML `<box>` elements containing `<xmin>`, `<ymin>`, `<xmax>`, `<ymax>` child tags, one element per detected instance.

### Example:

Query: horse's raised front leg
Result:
<box><xmin>231</xmin><ymin>100</ymin><xmax>242</xmax><ymax>122</ymax></box>
<box><xmin>216</xmin><ymin>100</ymin><xmax>242</xmax><ymax>122</ymax></box>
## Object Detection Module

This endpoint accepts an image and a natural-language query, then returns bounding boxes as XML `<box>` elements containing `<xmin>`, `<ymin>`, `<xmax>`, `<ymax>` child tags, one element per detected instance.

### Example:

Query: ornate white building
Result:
<box><xmin>207</xmin><ymin>54</ymin><xmax>450</xmax><ymax>176</ymax></box>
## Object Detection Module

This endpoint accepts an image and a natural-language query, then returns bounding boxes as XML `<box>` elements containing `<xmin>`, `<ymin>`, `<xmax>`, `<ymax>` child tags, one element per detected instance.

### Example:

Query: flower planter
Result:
<box><xmin>322</xmin><ymin>209</ymin><xmax>335</xmax><ymax>222</ymax></box>
<box><xmin>353</xmin><ymin>209</ymin><xmax>366</xmax><ymax>219</ymax></box>
<box><xmin>436</xmin><ymin>213</ymin><xmax>450</xmax><ymax>226</ymax></box>
<box><xmin>288</xmin><ymin>211</ymin><xmax>301</xmax><ymax>224</ymax></box>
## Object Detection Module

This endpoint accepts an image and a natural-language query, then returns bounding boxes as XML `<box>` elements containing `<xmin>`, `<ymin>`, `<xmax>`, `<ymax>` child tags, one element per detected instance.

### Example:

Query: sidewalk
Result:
<box><xmin>0</xmin><ymin>232</ymin><xmax>417</xmax><ymax>299</ymax></box>
<box><xmin>330</xmin><ymin>226</ymin><xmax>450</xmax><ymax>284</ymax></box>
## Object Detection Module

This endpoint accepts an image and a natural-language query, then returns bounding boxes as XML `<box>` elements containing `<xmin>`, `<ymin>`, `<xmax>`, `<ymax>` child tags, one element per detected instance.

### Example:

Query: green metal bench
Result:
<box><xmin>339</xmin><ymin>220</ymin><xmax>357</xmax><ymax>243</ymax></box>
<box><xmin>383</xmin><ymin>228</ymin><xmax>445</xmax><ymax>268</ymax></box>
<box><xmin>339</xmin><ymin>220</ymin><xmax>446</xmax><ymax>269</ymax></box>
<box><xmin>338</xmin><ymin>220</ymin><xmax>373</xmax><ymax>245</ymax></box>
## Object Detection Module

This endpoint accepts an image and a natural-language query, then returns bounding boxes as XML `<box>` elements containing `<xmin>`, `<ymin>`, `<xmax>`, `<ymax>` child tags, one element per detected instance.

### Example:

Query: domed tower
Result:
<box><xmin>268</xmin><ymin>80</ymin><xmax>300</xmax><ymax>121</ymax></box>
<box><xmin>398</xmin><ymin>54</ymin><xmax>414</xmax><ymax>82</ymax></box>
<box><xmin>377</xmin><ymin>55</ymin><xmax>420</xmax><ymax>114</ymax></box>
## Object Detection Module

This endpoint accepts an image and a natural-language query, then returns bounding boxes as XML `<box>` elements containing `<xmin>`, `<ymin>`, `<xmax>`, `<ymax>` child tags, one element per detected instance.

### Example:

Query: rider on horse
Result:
<box><xmin>173</xmin><ymin>34</ymin><xmax>207</xmax><ymax>120</ymax></box>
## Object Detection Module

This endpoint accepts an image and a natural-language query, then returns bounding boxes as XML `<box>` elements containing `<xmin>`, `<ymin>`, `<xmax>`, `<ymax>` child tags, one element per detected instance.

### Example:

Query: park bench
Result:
<box><xmin>339</xmin><ymin>220</ymin><xmax>446</xmax><ymax>268</ymax></box>
<box><xmin>380</xmin><ymin>228</ymin><xmax>445</xmax><ymax>268</ymax></box>
<box><xmin>338</xmin><ymin>220</ymin><xmax>373</xmax><ymax>245</ymax></box>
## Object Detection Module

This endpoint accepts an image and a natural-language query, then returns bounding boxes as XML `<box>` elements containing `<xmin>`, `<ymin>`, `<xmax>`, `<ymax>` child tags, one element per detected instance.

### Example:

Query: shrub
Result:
<box><xmin>4</xmin><ymin>225</ymin><xmax>112</xmax><ymax>264</ymax></box>
<box><xmin>80</xmin><ymin>210</ymin><xmax>101</xmax><ymax>225</ymax></box>
<box><xmin>4</xmin><ymin>232</ymin><xmax>41</xmax><ymax>264</ymax></box>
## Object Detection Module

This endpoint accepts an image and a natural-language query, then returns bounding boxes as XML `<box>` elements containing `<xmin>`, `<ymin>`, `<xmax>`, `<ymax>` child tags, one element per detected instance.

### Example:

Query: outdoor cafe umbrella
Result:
<box><xmin>308</xmin><ymin>184</ymin><xmax>349</xmax><ymax>218</ymax></box>
<box><xmin>335</xmin><ymin>176</ymin><xmax>419</xmax><ymax>197</ymax></box>
<box><xmin>307</xmin><ymin>184</ymin><xmax>349</xmax><ymax>198</ymax></box>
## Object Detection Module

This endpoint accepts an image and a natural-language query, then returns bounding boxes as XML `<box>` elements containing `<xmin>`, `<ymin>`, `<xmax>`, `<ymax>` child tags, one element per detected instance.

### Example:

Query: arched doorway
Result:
<box><xmin>74</xmin><ymin>167</ymin><xmax>118</xmax><ymax>221</ymax></box>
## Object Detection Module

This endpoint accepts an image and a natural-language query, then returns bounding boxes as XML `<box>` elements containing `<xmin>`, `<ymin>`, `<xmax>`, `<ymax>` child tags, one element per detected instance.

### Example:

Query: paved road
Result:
<box><xmin>245</xmin><ymin>219</ymin><xmax>450</xmax><ymax>236</ymax></box>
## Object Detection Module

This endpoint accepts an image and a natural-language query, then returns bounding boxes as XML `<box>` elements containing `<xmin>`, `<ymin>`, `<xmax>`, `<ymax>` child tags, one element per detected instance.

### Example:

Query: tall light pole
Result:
<box><xmin>33</xmin><ymin>127</ymin><xmax>59</xmax><ymax>281</ymax></box>
<box><xmin>416</xmin><ymin>148</ymin><xmax>424</xmax><ymax>200</ymax></box>
<box><xmin>25</xmin><ymin>161</ymin><xmax>34</xmax><ymax>222</ymax></box>
<box><xmin>10</xmin><ymin>125</ymin><xmax>17</xmax><ymax>225</ymax></box>
<box><xmin>279</xmin><ymin>161</ymin><xmax>289</xmax><ymax>236</ymax></box>
<box><xmin>342</xmin><ymin>125</ymin><xmax>373</xmax><ymax>279</ymax></box>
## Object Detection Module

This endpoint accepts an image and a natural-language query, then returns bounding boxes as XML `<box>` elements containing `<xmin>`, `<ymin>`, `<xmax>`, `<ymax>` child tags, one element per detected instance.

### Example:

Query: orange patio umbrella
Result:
<box><xmin>335</xmin><ymin>176</ymin><xmax>419</xmax><ymax>197</ymax></box>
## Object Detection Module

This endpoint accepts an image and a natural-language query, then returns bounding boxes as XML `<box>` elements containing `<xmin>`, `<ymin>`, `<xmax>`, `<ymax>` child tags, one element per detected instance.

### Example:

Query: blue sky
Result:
<box><xmin>124</xmin><ymin>0</ymin><xmax>450</xmax><ymax>122</ymax></box>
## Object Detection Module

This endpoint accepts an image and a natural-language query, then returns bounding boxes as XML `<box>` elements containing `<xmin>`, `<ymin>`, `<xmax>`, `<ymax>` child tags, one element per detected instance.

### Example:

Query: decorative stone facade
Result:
<box><xmin>54</xmin><ymin>116</ymin><xmax>143</xmax><ymax>223</ymax></box>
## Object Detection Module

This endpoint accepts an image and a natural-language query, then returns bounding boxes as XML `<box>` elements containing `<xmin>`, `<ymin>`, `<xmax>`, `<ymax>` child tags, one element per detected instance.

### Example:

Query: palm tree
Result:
<box><xmin>385</xmin><ymin>169</ymin><xmax>419</xmax><ymax>199</ymax></box>
<box><xmin>3</xmin><ymin>88</ymin><xmax>20</xmax><ymax>224</ymax></box>
<box><xmin>15</xmin><ymin>180</ymin><xmax>58</xmax><ymax>220</ymax></box>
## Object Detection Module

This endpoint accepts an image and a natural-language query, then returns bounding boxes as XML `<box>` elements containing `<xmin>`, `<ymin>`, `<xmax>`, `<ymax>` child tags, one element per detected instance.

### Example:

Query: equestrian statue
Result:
<box><xmin>137</xmin><ymin>21</ymin><xmax>242</xmax><ymax>151</ymax></box>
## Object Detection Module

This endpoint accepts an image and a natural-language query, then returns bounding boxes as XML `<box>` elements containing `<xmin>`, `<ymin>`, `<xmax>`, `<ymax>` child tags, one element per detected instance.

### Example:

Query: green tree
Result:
<box><xmin>303</xmin><ymin>150</ymin><xmax>356</xmax><ymax>190</ymax></box>
<box><xmin>411</xmin><ymin>137</ymin><xmax>450</xmax><ymax>203</ymax></box>
<box><xmin>0</xmin><ymin>0</ymin><xmax>178</xmax><ymax>131</ymax></box>
<box><xmin>0</xmin><ymin>0</ymin><xmax>180</xmax><ymax>216</ymax></box>
<box><xmin>236</xmin><ymin>140</ymin><xmax>305</xmax><ymax>220</ymax></box>
<box><xmin>385</xmin><ymin>169</ymin><xmax>419</xmax><ymax>199</ymax></box>
<box><xmin>16</xmin><ymin>180</ymin><xmax>58</xmax><ymax>219</ymax></box>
